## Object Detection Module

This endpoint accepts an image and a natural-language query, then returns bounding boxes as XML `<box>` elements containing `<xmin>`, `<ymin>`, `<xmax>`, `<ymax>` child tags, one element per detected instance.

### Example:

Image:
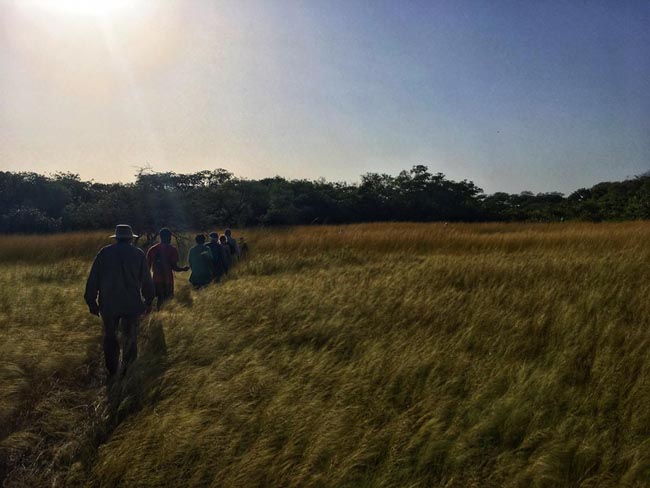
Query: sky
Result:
<box><xmin>0</xmin><ymin>0</ymin><xmax>649</xmax><ymax>194</ymax></box>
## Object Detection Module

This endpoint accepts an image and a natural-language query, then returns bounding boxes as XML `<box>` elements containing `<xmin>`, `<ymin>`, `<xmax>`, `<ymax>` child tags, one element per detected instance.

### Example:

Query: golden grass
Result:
<box><xmin>2</xmin><ymin>222</ymin><xmax>650</xmax><ymax>487</ymax></box>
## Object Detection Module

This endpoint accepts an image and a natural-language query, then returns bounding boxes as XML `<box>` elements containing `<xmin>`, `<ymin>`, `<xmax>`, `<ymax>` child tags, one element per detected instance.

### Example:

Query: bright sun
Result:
<box><xmin>23</xmin><ymin>0</ymin><xmax>140</xmax><ymax>17</ymax></box>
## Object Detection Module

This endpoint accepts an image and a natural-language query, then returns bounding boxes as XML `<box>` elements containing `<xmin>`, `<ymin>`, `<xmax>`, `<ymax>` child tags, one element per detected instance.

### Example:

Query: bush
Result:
<box><xmin>0</xmin><ymin>207</ymin><xmax>61</xmax><ymax>233</ymax></box>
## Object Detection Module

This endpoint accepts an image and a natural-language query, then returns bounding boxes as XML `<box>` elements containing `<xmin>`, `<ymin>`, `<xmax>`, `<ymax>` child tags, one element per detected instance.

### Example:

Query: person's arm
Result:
<box><xmin>145</xmin><ymin>246</ymin><xmax>154</xmax><ymax>270</ymax></box>
<box><xmin>140</xmin><ymin>253</ymin><xmax>155</xmax><ymax>313</ymax></box>
<box><xmin>170</xmin><ymin>247</ymin><xmax>188</xmax><ymax>272</ymax></box>
<box><xmin>84</xmin><ymin>252</ymin><xmax>101</xmax><ymax>315</ymax></box>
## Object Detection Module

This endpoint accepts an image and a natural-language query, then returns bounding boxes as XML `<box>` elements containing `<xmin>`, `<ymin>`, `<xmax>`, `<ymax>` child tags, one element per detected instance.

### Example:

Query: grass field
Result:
<box><xmin>2</xmin><ymin>222</ymin><xmax>650</xmax><ymax>487</ymax></box>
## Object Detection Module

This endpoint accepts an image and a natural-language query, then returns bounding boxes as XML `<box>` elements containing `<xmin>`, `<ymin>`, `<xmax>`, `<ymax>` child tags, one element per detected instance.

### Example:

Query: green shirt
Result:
<box><xmin>188</xmin><ymin>244</ymin><xmax>213</xmax><ymax>286</ymax></box>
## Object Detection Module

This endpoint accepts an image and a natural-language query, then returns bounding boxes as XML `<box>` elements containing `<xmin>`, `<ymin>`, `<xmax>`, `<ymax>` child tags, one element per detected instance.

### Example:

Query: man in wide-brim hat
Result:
<box><xmin>84</xmin><ymin>224</ymin><xmax>155</xmax><ymax>381</ymax></box>
<box><xmin>109</xmin><ymin>224</ymin><xmax>138</xmax><ymax>240</ymax></box>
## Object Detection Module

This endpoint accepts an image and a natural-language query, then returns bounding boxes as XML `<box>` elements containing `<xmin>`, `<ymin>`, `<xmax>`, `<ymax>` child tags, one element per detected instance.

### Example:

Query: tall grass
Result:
<box><xmin>2</xmin><ymin>223</ymin><xmax>650</xmax><ymax>487</ymax></box>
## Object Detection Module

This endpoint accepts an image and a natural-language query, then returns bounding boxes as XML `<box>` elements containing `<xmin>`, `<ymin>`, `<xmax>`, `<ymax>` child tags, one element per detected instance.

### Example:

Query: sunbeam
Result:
<box><xmin>20</xmin><ymin>0</ymin><xmax>142</xmax><ymax>18</ymax></box>
<box><xmin>97</xmin><ymin>16</ymin><xmax>166</xmax><ymax>165</ymax></box>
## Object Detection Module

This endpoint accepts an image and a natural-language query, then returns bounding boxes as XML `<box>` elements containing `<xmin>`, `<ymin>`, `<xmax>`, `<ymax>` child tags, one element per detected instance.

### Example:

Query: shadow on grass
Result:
<box><xmin>106</xmin><ymin>315</ymin><xmax>169</xmax><ymax>427</ymax></box>
<box><xmin>61</xmin><ymin>316</ymin><xmax>172</xmax><ymax>486</ymax></box>
<box><xmin>0</xmin><ymin>317</ymin><xmax>170</xmax><ymax>487</ymax></box>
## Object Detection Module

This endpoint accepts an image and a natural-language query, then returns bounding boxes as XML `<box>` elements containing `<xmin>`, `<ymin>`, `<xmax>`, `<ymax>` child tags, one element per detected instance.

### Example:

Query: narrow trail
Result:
<box><xmin>2</xmin><ymin>316</ymin><xmax>171</xmax><ymax>487</ymax></box>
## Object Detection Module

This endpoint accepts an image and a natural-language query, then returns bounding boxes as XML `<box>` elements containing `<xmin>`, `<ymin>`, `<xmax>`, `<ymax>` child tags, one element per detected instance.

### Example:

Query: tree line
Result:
<box><xmin>2</xmin><ymin>165</ymin><xmax>650</xmax><ymax>233</ymax></box>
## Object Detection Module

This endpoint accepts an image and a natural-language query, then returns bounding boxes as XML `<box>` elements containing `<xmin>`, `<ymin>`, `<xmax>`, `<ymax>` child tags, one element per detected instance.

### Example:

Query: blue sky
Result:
<box><xmin>1</xmin><ymin>0</ymin><xmax>648</xmax><ymax>193</ymax></box>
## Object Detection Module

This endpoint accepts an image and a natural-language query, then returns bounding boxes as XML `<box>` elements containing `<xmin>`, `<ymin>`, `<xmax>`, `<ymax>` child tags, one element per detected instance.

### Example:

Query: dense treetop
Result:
<box><xmin>2</xmin><ymin>166</ymin><xmax>650</xmax><ymax>233</ymax></box>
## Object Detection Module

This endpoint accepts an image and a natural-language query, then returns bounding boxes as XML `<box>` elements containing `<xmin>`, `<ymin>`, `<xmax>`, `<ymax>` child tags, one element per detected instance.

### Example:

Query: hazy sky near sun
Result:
<box><xmin>1</xmin><ymin>0</ymin><xmax>649</xmax><ymax>193</ymax></box>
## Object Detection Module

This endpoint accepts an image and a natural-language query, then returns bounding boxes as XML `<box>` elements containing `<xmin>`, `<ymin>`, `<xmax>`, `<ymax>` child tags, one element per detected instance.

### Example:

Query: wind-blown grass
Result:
<box><xmin>2</xmin><ymin>223</ymin><xmax>650</xmax><ymax>487</ymax></box>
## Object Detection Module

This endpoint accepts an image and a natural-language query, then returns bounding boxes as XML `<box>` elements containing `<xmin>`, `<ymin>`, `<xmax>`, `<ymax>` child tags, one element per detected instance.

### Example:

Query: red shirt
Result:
<box><xmin>146</xmin><ymin>243</ymin><xmax>180</xmax><ymax>285</ymax></box>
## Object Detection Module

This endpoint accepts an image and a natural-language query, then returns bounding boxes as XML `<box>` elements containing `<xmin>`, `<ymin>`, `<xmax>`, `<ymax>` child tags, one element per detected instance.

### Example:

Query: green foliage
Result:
<box><xmin>8</xmin><ymin>167</ymin><xmax>650</xmax><ymax>234</ymax></box>
<box><xmin>0</xmin><ymin>165</ymin><xmax>650</xmax><ymax>234</ymax></box>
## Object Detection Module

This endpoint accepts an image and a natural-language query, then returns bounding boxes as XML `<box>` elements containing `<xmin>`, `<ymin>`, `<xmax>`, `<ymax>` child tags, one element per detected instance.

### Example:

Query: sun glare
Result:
<box><xmin>23</xmin><ymin>0</ymin><xmax>140</xmax><ymax>17</ymax></box>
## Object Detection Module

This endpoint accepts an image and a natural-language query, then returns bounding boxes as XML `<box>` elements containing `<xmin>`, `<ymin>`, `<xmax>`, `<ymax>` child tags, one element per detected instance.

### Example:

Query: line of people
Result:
<box><xmin>84</xmin><ymin>224</ymin><xmax>247</xmax><ymax>381</ymax></box>
<box><xmin>186</xmin><ymin>230</ymin><xmax>238</xmax><ymax>290</ymax></box>
<box><xmin>147</xmin><ymin>227</ymin><xmax>247</xmax><ymax>308</ymax></box>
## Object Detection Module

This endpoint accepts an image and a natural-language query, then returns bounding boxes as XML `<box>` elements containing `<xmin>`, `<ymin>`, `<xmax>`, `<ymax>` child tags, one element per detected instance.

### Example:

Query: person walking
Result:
<box><xmin>84</xmin><ymin>224</ymin><xmax>155</xmax><ymax>380</ymax></box>
<box><xmin>224</xmin><ymin>228</ymin><xmax>240</xmax><ymax>260</ymax></box>
<box><xmin>188</xmin><ymin>234</ymin><xmax>213</xmax><ymax>288</ymax></box>
<box><xmin>146</xmin><ymin>227</ymin><xmax>189</xmax><ymax>309</ymax></box>
<box><xmin>219</xmin><ymin>234</ymin><xmax>233</xmax><ymax>271</ymax></box>
<box><xmin>207</xmin><ymin>232</ymin><xmax>227</xmax><ymax>281</ymax></box>
<box><xmin>238</xmin><ymin>237</ymin><xmax>249</xmax><ymax>260</ymax></box>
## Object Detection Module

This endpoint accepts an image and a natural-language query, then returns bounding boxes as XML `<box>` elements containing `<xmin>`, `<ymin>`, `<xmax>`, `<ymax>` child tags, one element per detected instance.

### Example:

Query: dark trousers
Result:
<box><xmin>155</xmin><ymin>282</ymin><xmax>174</xmax><ymax>310</ymax></box>
<box><xmin>102</xmin><ymin>315</ymin><xmax>139</xmax><ymax>376</ymax></box>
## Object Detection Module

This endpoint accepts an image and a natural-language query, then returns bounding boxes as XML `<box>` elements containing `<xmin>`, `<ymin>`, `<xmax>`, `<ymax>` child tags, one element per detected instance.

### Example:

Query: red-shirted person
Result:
<box><xmin>146</xmin><ymin>228</ymin><xmax>189</xmax><ymax>309</ymax></box>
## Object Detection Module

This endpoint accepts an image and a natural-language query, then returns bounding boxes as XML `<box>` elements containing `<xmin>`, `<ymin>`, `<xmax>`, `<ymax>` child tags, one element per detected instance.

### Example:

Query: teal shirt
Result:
<box><xmin>188</xmin><ymin>244</ymin><xmax>213</xmax><ymax>286</ymax></box>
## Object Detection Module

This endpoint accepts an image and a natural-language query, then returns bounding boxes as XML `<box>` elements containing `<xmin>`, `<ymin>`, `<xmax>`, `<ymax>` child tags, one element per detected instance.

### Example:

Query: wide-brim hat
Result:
<box><xmin>110</xmin><ymin>224</ymin><xmax>138</xmax><ymax>239</ymax></box>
